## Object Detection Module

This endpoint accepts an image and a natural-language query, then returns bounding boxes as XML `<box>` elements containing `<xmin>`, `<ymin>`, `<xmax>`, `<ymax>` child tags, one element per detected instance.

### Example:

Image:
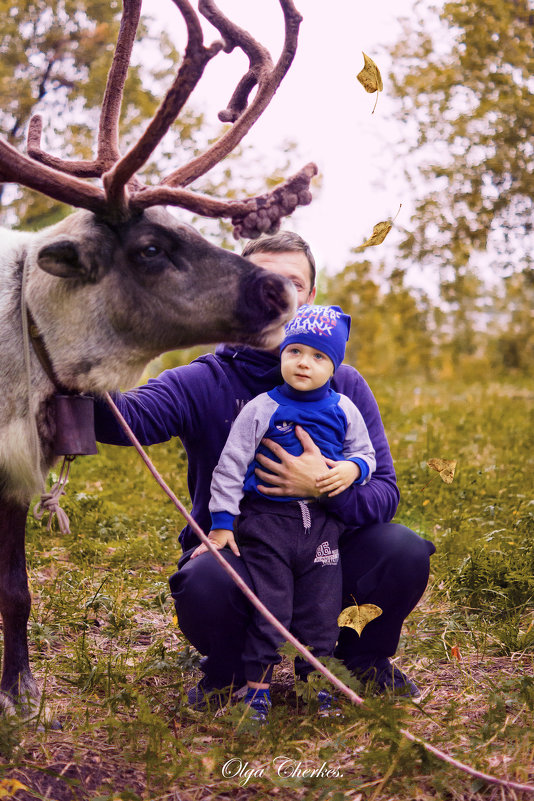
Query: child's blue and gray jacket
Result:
<box><xmin>94</xmin><ymin>344</ymin><xmax>398</xmax><ymax>553</ymax></box>
<box><xmin>210</xmin><ymin>380</ymin><xmax>376</xmax><ymax>532</ymax></box>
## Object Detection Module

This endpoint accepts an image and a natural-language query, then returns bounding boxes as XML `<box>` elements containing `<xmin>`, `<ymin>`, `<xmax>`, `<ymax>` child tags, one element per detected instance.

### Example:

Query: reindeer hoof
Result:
<box><xmin>0</xmin><ymin>689</ymin><xmax>60</xmax><ymax>730</ymax></box>
<box><xmin>37</xmin><ymin>717</ymin><xmax>62</xmax><ymax>732</ymax></box>
<box><xmin>0</xmin><ymin>690</ymin><xmax>16</xmax><ymax>717</ymax></box>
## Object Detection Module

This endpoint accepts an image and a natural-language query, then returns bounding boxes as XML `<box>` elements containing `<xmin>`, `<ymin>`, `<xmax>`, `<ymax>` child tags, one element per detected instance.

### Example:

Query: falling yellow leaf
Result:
<box><xmin>356</xmin><ymin>220</ymin><xmax>392</xmax><ymax>251</ymax></box>
<box><xmin>356</xmin><ymin>205</ymin><xmax>402</xmax><ymax>252</ymax></box>
<box><xmin>0</xmin><ymin>779</ymin><xmax>28</xmax><ymax>799</ymax></box>
<box><xmin>427</xmin><ymin>458</ymin><xmax>457</xmax><ymax>484</ymax></box>
<box><xmin>357</xmin><ymin>52</ymin><xmax>383</xmax><ymax>93</ymax></box>
<box><xmin>357</xmin><ymin>52</ymin><xmax>383</xmax><ymax>113</ymax></box>
<box><xmin>337</xmin><ymin>602</ymin><xmax>383</xmax><ymax>636</ymax></box>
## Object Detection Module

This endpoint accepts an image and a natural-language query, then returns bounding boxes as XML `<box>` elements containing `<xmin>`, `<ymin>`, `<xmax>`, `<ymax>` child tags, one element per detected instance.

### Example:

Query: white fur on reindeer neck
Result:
<box><xmin>21</xmin><ymin>262</ymin><xmax>97</xmax><ymax>535</ymax></box>
<box><xmin>20</xmin><ymin>259</ymin><xmax>46</xmax><ymax>496</ymax></box>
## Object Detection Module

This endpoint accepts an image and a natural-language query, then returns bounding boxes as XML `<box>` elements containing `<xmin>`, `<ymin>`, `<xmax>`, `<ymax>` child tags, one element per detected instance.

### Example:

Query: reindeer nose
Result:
<box><xmin>247</xmin><ymin>271</ymin><xmax>296</xmax><ymax>319</ymax></box>
<box><xmin>262</xmin><ymin>273</ymin><xmax>295</xmax><ymax>315</ymax></box>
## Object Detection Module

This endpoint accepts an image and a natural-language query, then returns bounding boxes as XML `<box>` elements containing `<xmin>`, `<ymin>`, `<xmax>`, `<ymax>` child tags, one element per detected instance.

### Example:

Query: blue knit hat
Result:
<box><xmin>280</xmin><ymin>304</ymin><xmax>351</xmax><ymax>372</ymax></box>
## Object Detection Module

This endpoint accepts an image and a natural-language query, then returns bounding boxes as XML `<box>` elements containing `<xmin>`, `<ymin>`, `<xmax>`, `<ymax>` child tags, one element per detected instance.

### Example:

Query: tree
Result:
<box><xmin>0</xmin><ymin>0</ymin><xmax>201</xmax><ymax>227</ymax></box>
<box><xmin>0</xmin><ymin>0</ymin><xmax>309</xmax><ymax>249</ymax></box>
<box><xmin>324</xmin><ymin>258</ymin><xmax>434</xmax><ymax>377</ymax></box>
<box><xmin>389</xmin><ymin>0</ymin><xmax>534</xmax><ymax>279</ymax></box>
<box><xmin>487</xmin><ymin>266</ymin><xmax>534</xmax><ymax>369</ymax></box>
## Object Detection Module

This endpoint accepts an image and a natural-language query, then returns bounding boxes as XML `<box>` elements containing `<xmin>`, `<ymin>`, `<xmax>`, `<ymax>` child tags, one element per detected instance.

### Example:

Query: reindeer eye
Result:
<box><xmin>139</xmin><ymin>245</ymin><xmax>162</xmax><ymax>259</ymax></box>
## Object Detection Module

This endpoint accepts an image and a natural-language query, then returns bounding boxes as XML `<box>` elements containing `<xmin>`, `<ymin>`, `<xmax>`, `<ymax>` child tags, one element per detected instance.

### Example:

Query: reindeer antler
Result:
<box><xmin>2</xmin><ymin>0</ymin><xmax>317</xmax><ymax>236</ymax></box>
<box><xmin>27</xmin><ymin>0</ymin><xmax>143</xmax><ymax>180</ymax></box>
<box><xmin>131</xmin><ymin>163</ymin><xmax>317</xmax><ymax>239</ymax></box>
<box><xmin>163</xmin><ymin>0</ymin><xmax>302</xmax><ymax>188</ymax></box>
<box><xmin>103</xmin><ymin>0</ymin><xmax>225</xmax><ymax>212</ymax></box>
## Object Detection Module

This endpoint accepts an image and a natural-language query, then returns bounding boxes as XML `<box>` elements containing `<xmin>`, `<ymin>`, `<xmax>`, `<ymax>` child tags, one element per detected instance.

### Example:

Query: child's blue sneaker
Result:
<box><xmin>244</xmin><ymin>688</ymin><xmax>271</xmax><ymax>724</ymax></box>
<box><xmin>316</xmin><ymin>689</ymin><xmax>341</xmax><ymax>717</ymax></box>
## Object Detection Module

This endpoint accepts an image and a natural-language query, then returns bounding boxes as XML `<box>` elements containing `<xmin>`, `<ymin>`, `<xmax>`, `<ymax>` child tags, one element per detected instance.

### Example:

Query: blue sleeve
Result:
<box><xmin>93</xmin><ymin>360</ymin><xmax>214</xmax><ymax>447</ymax></box>
<box><xmin>211</xmin><ymin>511</ymin><xmax>236</xmax><ymax>531</ymax></box>
<box><xmin>324</xmin><ymin>367</ymin><xmax>400</xmax><ymax>527</ymax></box>
<box><xmin>352</xmin><ymin>457</ymin><xmax>370</xmax><ymax>484</ymax></box>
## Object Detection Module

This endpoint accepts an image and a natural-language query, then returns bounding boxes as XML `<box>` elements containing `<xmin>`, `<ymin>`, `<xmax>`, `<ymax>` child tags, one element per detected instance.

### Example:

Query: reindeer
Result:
<box><xmin>0</xmin><ymin>0</ymin><xmax>317</xmax><ymax>722</ymax></box>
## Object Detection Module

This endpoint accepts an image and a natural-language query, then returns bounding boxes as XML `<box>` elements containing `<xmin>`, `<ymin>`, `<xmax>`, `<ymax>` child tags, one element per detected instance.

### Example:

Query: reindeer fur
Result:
<box><xmin>0</xmin><ymin>207</ymin><xmax>294</xmax><ymax>720</ymax></box>
<box><xmin>0</xmin><ymin>0</ymin><xmax>310</xmax><ymax>725</ymax></box>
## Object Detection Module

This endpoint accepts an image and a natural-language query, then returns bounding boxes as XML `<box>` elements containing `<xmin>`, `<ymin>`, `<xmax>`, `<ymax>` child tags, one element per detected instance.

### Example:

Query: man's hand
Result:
<box><xmin>255</xmin><ymin>425</ymin><xmax>329</xmax><ymax>498</ymax></box>
<box><xmin>191</xmin><ymin>529</ymin><xmax>240</xmax><ymax>559</ymax></box>
<box><xmin>316</xmin><ymin>459</ymin><xmax>359</xmax><ymax>497</ymax></box>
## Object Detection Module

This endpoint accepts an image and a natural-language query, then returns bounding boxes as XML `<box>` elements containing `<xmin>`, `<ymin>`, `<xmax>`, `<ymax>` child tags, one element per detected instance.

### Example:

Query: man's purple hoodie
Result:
<box><xmin>94</xmin><ymin>345</ymin><xmax>400</xmax><ymax>552</ymax></box>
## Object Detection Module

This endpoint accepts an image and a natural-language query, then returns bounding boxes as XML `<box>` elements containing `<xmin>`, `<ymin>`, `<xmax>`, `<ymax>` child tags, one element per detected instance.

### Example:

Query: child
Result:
<box><xmin>191</xmin><ymin>305</ymin><xmax>376</xmax><ymax>721</ymax></box>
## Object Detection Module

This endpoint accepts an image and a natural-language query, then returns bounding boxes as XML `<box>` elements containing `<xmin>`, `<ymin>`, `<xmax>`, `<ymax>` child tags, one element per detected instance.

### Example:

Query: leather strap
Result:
<box><xmin>26</xmin><ymin>308</ymin><xmax>70</xmax><ymax>393</ymax></box>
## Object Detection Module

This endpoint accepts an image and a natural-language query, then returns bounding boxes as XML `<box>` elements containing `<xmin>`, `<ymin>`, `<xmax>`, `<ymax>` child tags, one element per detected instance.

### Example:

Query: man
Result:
<box><xmin>94</xmin><ymin>231</ymin><xmax>435</xmax><ymax>705</ymax></box>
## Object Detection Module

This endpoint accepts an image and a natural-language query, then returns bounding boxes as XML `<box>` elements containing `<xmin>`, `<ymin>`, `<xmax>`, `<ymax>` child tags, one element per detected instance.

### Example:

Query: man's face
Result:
<box><xmin>246</xmin><ymin>250</ymin><xmax>316</xmax><ymax>307</ymax></box>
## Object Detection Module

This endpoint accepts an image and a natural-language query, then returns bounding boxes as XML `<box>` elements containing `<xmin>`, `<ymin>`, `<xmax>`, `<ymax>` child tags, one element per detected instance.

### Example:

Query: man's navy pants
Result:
<box><xmin>169</xmin><ymin>520</ymin><xmax>436</xmax><ymax>689</ymax></box>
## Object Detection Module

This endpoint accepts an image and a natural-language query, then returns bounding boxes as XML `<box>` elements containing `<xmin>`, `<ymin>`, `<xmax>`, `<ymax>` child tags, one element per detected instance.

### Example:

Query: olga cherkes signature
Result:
<box><xmin>221</xmin><ymin>756</ymin><xmax>343</xmax><ymax>786</ymax></box>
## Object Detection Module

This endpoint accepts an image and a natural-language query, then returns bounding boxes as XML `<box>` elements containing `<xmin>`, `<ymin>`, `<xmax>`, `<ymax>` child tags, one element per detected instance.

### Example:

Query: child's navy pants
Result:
<box><xmin>235</xmin><ymin>496</ymin><xmax>343</xmax><ymax>683</ymax></box>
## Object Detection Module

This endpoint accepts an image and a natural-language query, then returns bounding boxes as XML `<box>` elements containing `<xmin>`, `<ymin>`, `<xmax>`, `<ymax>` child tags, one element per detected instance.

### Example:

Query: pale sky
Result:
<box><xmin>145</xmin><ymin>0</ymin><xmax>422</xmax><ymax>282</ymax></box>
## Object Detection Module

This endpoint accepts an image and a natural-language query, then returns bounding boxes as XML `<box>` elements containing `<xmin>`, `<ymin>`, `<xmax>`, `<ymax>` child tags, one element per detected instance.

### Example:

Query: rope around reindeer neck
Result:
<box><xmin>33</xmin><ymin>455</ymin><xmax>74</xmax><ymax>535</ymax></box>
<box><xmin>103</xmin><ymin>390</ymin><xmax>534</xmax><ymax>796</ymax></box>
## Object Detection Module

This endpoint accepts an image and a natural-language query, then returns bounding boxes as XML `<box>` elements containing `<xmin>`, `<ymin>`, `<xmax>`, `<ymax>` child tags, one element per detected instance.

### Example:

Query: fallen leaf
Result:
<box><xmin>357</xmin><ymin>52</ymin><xmax>383</xmax><ymax>113</ymax></box>
<box><xmin>450</xmin><ymin>645</ymin><xmax>462</xmax><ymax>661</ymax></box>
<box><xmin>356</xmin><ymin>220</ymin><xmax>392</xmax><ymax>251</ymax></box>
<box><xmin>427</xmin><ymin>458</ymin><xmax>457</xmax><ymax>484</ymax></box>
<box><xmin>201</xmin><ymin>755</ymin><xmax>216</xmax><ymax>774</ymax></box>
<box><xmin>357</xmin><ymin>52</ymin><xmax>383</xmax><ymax>93</ymax></box>
<box><xmin>356</xmin><ymin>205</ymin><xmax>401</xmax><ymax>252</ymax></box>
<box><xmin>337</xmin><ymin>602</ymin><xmax>383</xmax><ymax>636</ymax></box>
<box><xmin>0</xmin><ymin>779</ymin><xmax>29</xmax><ymax>799</ymax></box>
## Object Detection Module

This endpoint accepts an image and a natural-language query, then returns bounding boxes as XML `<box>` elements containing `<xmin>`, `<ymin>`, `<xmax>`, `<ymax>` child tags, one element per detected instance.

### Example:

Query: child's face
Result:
<box><xmin>281</xmin><ymin>343</ymin><xmax>334</xmax><ymax>391</ymax></box>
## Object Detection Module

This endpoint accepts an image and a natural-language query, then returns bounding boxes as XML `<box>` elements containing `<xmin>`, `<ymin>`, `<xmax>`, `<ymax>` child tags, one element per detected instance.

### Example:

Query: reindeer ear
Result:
<box><xmin>37</xmin><ymin>241</ymin><xmax>92</xmax><ymax>279</ymax></box>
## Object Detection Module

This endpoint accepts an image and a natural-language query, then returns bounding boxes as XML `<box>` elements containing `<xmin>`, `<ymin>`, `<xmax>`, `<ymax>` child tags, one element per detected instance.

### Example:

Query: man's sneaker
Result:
<box><xmin>243</xmin><ymin>688</ymin><xmax>271</xmax><ymax>724</ymax></box>
<box><xmin>355</xmin><ymin>660</ymin><xmax>421</xmax><ymax>700</ymax></box>
<box><xmin>376</xmin><ymin>663</ymin><xmax>421</xmax><ymax>700</ymax></box>
<box><xmin>186</xmin><ymin>676</ymin><xmax>230</xmax><ymax>711</ymax></box>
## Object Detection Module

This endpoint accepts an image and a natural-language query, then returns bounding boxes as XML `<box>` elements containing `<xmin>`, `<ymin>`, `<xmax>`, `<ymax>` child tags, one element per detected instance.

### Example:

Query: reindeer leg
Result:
<box><xmin>0</xmin><ymin>498</ymin><xmax>55</xmax><ymax>725</ymax></box>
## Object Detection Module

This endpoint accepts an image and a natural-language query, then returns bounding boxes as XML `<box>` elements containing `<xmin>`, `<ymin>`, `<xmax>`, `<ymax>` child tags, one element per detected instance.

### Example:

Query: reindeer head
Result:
<box><xmin>24</xmin><ymin>207</ymin><xmax>299</xmax><ymax>392</ymax></box>
<box><xmin>0</xmin><ymin>1</ymin><xmax>321</xmax><ymax>392</ymax></box>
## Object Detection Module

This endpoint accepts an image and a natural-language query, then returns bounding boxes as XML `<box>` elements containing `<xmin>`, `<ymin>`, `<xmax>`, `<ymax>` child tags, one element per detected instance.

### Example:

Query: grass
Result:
<box><xmin>1</xmin><ymin>375</ymin><xmax>533</xmax><ymax>800</ymax></box>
